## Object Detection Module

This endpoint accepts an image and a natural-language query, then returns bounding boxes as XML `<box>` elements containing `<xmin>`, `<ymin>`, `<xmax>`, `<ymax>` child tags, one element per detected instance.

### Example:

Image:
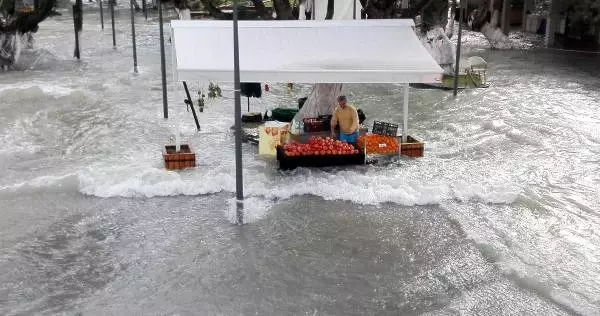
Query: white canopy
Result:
<box><xmin>170</xmin><ymin>19</ymin><xmax>443</xmax><ymax>84</ymax></box>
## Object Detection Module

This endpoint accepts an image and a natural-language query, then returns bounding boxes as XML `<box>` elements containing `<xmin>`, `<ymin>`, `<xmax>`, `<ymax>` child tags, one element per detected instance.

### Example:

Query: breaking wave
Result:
<box><xmin>0</xmin><ymin>165</ymin><xmax>521</xmax><ymax>206</ymax></box>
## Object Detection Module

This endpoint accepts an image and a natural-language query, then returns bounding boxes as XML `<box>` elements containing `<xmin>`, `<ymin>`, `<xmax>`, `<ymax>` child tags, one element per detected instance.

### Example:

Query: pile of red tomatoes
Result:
<box><xmin>282</xmin><ymin>137</ymin><xmax>359</xmax><ymax>157</ymax></box>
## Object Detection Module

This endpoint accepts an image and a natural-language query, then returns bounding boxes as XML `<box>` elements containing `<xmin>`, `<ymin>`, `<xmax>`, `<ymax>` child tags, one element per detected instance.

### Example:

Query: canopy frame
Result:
<box><xmin>169</xmin><ymin>19</ymin><xmax>443</xmax><ymax>84</ymax></box>
<box><xmin>169</xmin><ymin>19</ymin><xmax>443</xmax><ymax>216</ymax></box>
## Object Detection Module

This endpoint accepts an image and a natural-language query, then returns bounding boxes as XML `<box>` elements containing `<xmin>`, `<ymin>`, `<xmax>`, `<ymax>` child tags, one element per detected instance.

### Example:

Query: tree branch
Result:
<box><xmin>198</xmin><ymin>0</ymin><xmax>231</xmax><ymax>19</ymax></box>
<box><xmin>0</xmin><ymin>0</ymin><xmax>57</xmax><ymax>33</ymax></box>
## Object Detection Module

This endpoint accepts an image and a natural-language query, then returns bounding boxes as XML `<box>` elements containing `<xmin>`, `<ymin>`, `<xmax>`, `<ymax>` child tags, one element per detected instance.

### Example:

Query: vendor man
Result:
<box><xmin>330</xmin><ymin>95</ymin><xmax>359</xmax><ymax>143</ymax></box>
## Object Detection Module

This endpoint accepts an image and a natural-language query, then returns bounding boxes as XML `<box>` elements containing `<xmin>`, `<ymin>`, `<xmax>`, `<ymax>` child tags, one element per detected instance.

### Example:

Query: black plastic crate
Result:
<box><xmin>372</xmin><ymin>121</ymin><xmax>399</xmax><ymax>137</ymax></box>
<box><xmin>303</xmin><ymin>117</ymin><xmax>331</xmax><ymax>133</ymax></box>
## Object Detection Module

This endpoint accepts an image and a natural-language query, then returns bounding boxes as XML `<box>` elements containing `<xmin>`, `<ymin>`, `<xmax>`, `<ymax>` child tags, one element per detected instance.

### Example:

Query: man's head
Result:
<box><xmin>337</xmin><ymin>95</ymin><xmax>348</xmax><ymax>108</ymax></box>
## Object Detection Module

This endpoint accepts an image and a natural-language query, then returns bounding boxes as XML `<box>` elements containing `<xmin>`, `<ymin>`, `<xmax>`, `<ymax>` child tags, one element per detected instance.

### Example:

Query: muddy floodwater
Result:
<box><xmin>1</xmin><ymin>6</ymin><xmax>599</xmax><ymax>316</ymax></box>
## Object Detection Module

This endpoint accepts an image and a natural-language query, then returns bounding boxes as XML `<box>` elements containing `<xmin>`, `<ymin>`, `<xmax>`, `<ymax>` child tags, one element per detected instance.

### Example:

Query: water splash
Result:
<box><xmin>0</xmin><ymin>33</ymin><xmax>22</xmax><ymax>69</ymax></box>
<box><xmin>421</xmin><ymin>27</ymin><xmax>456</xmax><ymax>75</ymax></box>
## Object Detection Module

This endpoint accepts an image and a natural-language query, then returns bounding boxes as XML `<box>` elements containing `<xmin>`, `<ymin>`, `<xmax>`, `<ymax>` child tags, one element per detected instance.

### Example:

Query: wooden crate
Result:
<box><xmin>400</xmin><ymin>135</ymin><xmax>424</xmax><ymax>158</ymax></box>
<box><xmin>163</xmin><ymin>144</ymin><xmax>196</xmax><ymax>170</ymax></box>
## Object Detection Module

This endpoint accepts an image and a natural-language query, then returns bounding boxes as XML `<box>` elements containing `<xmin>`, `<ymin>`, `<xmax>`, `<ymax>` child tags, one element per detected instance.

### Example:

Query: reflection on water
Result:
<box><xmin>0</xmin><ymin>9</ymin><xmax>599</xmax><ymax>316</ymax></box>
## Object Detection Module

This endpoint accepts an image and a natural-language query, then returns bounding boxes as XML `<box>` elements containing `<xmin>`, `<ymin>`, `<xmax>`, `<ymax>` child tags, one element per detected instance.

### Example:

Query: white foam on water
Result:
<box><xmin>0</xmin><ymin>86</ymin><xmax>93</xmax><ymax>157</ymax></box>
<box><xmin>71</xmin><ymin>162</ymin><xmax>521</xmax><ymax>205</ymax></box>
<box><xmin>0</xmin><ymin>173</ymin><xmax>79</xmax><ymax>194</ymax></box>
<box><xmin>77</xmin><ymin>166</ymin><xmax>234</xmax><ymax>198</ymax></box>
<box><xmin>0</xmin><ymin>85</ymin><xmax>84</xmax><ymax>105</ymax></box>
<box><xmin>452</xmin><ymin>181</ymin><xmax>520</xmax><ymax>204</ymax></box>
<box><xmin>0</xmin><ymin>162</ymin><xmax>521</xmax><ymax>206</ymax></box>
<box><xmin>481</xmin><ymin>119</ymin><xmax>510</xmax><ymax>132</ymax></box>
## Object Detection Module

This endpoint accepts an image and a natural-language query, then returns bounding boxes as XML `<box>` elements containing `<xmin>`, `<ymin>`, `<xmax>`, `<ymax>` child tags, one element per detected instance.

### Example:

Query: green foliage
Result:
<box><xmin>567</xmin><ymin>0</ymin><xmax>600</xmax><ymax>25</ymax></box>
<box><xmin>207</xmin><ymin>82</ymin><xmax>222</xmax><ymax>99</ymax></box>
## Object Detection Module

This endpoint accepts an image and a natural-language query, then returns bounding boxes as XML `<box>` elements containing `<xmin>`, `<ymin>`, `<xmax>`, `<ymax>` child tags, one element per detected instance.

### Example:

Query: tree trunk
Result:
<box><xmin>446</xmin><ymin>0</ymin><xmax>456</xmax><ymax>38</ymax></box>
<box><xmin>500</xmin><ymin>0</ymin><xmax>510</xmax><ymax>35</ymax></box>
<box><xmin>420</xmin><ymin>0</ymin><xmax>448</xmax><ymax>33</ymax></box>
<box><xmin>272</xmin><ymin>0</ymin><xmax>294</xmax><ymax>20</ymax></box>
<box><xmin>325</xmin><ymin>0</ymin><xmax>334</xmax><ymax>19</ymax></box>
<box><xmin>470</xmin><ymin>2</ymin><xmax>511</xmax><ymax>48</ymax></box>
<box><xmin>1</xmin><ymin>0</ymin><xmax>57</xmax><ymax>67</ymax></box>
<box><xmin>249</xmin><ymin>0</ymin><xmax>272</xmax><ymax>19</ymax></box>
<box><xmin>198</xmin><ymin>0</ymin><xmax>263</xmax><ymax>20</ymax></box>
<box><xmin>362</xmin><ymin>0</ymin><xmax>395</xmax><ymax>19</ymax></box>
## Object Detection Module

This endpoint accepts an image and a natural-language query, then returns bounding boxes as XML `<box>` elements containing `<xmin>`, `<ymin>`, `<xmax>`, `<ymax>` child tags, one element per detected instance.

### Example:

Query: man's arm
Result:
<box><xmin>350</xmin><ymin>107</ymin><xmax>359</xmax><ymax>133</ymax></box>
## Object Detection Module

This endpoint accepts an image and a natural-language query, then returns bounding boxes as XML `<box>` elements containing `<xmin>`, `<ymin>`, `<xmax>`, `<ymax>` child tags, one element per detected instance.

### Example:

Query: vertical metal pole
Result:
<box><xmin>99</xmin><ymin>0</ymin><xmax>104</xmax><ymax>30</ymax></box>
<box><xmin>73</xmin><ymin>0</ymin><xmax>82</xmax><ymax>59</ymax></box>
<box><xmin>247</xmin><ymin>97</ymin><xmax>250</xmax><ymax>112</ymax></box>
<box><xmin>453</xmin><ymin>0</ymin><xmax>465</xmax><ymax>96</ymax></box>
<box><xmin>159</xmin><ymin>1</ymin><xmax>168</xmax><ymax>118</ymax></box>
<box><xmin>73</xmin><ymin>4</ymin><xmax>81</xmax><ymax>59</ymax></box>
<box><xmin>142</xmin><ymin>0</ymin><xmax>147</xmax><ymax>20</ymax></box>
<box><xmin>110</xmin><ymin>0</ymin><xmax>116</xmax><ymax>48</ymax></box>
<box><xmin>130</xmin><ymin>2</ymin><xmax>138</xmax><ymax>73</ymax></box>
<box><xmin>233</xmin><ymin>0</ymin><xmax>244</xmax><ymax>221</ymax></box>
<box><xmin>353</xmin><ymin>0</ymin><xmax>356</xmax><ymax>19</ymax></box>
<box><xmin>402</xmin><ymin>83</ymin><xmax>409</xmax><ymax>143</ymax></box>
<box><xmin>522</xmin><ymin>0</ymin><xmax>529</xmax><ymax>31</ymax></box>
<box><xmin>544</xmin><ymin>0</ymin><xmax>553</xmax><ymax>47</ymax></box>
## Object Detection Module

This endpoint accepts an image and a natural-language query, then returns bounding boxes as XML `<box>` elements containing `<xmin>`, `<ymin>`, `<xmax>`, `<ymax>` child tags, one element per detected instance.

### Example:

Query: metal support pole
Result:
<box><xmin>522</xmin><ymin>0</ymin><xmax>529</xmax><ymax>32</ymax></box>
<box><xmin>99</xmin><ymin>0</ymin><xmax>104</xmax><ymax>30</ymax></box>
<box><xmin>182</xmin><ymin>81</ymin><xmax>201</xmax><ymax>131</ymax></box>
<box><xmin>247</xmin><ymin>97</ymin><xmax>250</xmax><ymax>112</ymax></box>
<box><xmin>73</xmin><ymin>0</ymin><xmax>82</xmax><ymax>60</ymax></box>
<box><xmin>353</xmin><ymin>0</ymin><xmax>356</xmax><ymax>19</ymax></box>
<box><xmin>130</xmin><ymin>2</ymin><xmax>138</xmax><ymax>73</ymax></box>
<box><xmin>501</xmin><ymin>0</ymin><xmax>510</xmax><ymax>35</ymax></box>
<box><xmin>402</xmin><ymin>83</ymin><xmax>409</xmax><ymax>143</ymax></box>
<box><xmin>233</xmin><ymin>0</ymin><xmax>244</xmax><ymax>219</ymax></box>
<box><xmin>159</xmin><ymin>1</ymin><xmax>168</xmax><ymax>118</ymax></box>
<box><xmin>142</xmin><ymin>0</ymin><xmax>147</xmax><ymax>20</ymax></box>
<box><xmin>544</xmin><ymin>0</ymin><xmax>554</xmax><ymax>47</ymax></box>
<box><xmin>453</xmin><ymin>0</ymin><xmax>466</xmax><ymax>96</ymax></box>
<box><xmin>110</xmin><ymin>0</ymin><xmax>116</xmax><ymax>48</ymax></box>
<box><xmin>73</xmin><ymin>6</ymin><xmax>81</xmax><ymax>59</ymax></box>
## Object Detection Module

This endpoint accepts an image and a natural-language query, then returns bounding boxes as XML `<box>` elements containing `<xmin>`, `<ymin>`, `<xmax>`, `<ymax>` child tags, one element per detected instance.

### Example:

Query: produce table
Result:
<box><xmin>276</xmin><ymin>147</ymin><xmax>365</xmax><ymax>170</ymax></box>
<box><xmin>276</xmin><ymin>136</ymin><xmax>366</xmax><ymax>170</ymax></box>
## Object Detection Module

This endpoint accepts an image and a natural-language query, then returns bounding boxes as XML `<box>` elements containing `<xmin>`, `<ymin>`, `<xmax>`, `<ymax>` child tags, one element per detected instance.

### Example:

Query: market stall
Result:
<box><xmin>169</xmin><ymin>19</ymin><xmax>443</xmax><ymax>169</ymax></box>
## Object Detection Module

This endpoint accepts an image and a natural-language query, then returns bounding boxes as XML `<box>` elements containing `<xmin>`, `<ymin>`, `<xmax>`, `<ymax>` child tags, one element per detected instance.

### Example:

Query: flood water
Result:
<box><xmin>1</xmin><ymin>5</ymin><xmax>600</xmax><ymax>316</ymax></box>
